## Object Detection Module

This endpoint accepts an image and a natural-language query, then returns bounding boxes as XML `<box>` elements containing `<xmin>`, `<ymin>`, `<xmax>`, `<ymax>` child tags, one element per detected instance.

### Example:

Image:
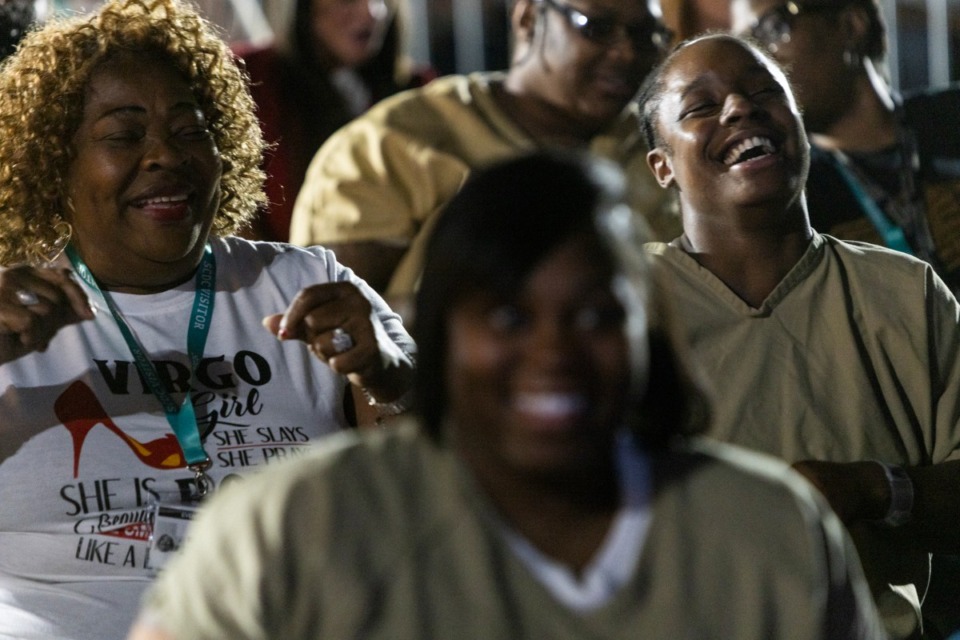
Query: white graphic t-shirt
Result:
<box><xmin>0</xmin><ymin>236</ymin><xmax>414</xmax><ymax>640</ymax></box>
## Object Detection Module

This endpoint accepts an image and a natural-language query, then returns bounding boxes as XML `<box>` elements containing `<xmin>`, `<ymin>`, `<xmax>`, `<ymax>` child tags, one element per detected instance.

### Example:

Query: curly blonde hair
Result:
<box><xmin>0</xmin><ymin>0</ymin><xmax>266</xmax><ymax>265</ymax></box>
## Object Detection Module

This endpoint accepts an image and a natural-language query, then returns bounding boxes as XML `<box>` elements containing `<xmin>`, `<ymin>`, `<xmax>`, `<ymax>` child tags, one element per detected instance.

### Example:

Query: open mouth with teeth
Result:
<box><xmin>132</xmin><ymin>193</ymin><xmax>193</xmax><ymax>223</ymax></box>
<box><xmin>724</xmin><ymin>136</ymin><xmax>778</xmax><ymax>166</ymax></box>
<box><xmin>132</xmin><ymin>194</ymin><xmax>189</xmax><ymax>208</ymax></box>
<box><xmin>515</xmin><ymin>392</ymin><xmax>588</xmax><ymax>419</ymax></box>
<box><xmin>513</xmin><ymin>391</ymin><xmax>591</xmax><ymax>432</ymax></box>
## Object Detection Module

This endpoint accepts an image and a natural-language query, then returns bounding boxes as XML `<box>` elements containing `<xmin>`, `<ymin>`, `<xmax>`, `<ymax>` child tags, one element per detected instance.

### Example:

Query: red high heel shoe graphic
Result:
<box><xmin>55</xmin><ymin>380</ymin><xmax>185</xmax><ymax>477</ymax></box>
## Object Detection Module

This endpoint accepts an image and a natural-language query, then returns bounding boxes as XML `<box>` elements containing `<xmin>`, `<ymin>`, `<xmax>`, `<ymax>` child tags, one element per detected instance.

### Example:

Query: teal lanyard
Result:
<box><xmin>826</xmin><ymin>150</ymin><xmax>915</xmax><ymax>256</ymax></box>
<box><xmin>65</xmin><ymin>244</ymin><xmax>216</xmax><ymax>490</ymax></box>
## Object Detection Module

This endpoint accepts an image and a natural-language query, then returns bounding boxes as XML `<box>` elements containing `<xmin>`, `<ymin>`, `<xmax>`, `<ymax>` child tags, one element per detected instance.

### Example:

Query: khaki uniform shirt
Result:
<box><xmin>647</xmin><ymin>232</ymin><xmax>960</xmax><ymax>634</ymax></box>
<box><xmin>289</xmin><ymin>72</ymin><xmax>679</xmax><ymax>298</ymax></box>
<box><xmin>138</xmin><ymin>422</ymin><xmax>882</xmax><ymax>639</ymax></box>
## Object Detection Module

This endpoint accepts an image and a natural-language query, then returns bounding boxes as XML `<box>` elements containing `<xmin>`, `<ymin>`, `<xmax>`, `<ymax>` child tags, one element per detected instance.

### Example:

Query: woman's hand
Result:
<box><xmin>0</xmin><ymin>265</ymin><xmax>95</xmax><ymax>364</ymax></box>
<box><xmin>262</xmin><ymin>281</ymin><xmax>414</xmax><ymax>402</ymax></box>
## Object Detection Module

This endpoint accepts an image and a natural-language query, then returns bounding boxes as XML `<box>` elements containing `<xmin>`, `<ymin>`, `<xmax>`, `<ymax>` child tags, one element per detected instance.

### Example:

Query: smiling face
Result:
<box><xmin>445</xmin><ymin>234</ymin><xmax>633</xmax><ymax>485</ymax></box>
<box><xmin>645</xmin><ymin>36</ymin><xmax>808</xmax><ymax>220</ymax></box>
<box><xmin>514</xmin><ymin>0</ymin><xmax>666</xmax><ymax>131</ymax></box>
<box><xmin>65</xmin><ymin>51</ymin><xmax>223</xmax><ymax>293</ymax></box>
<box><xmin>311</xmin><ymin>0</ymin><xmax>391</xmax><ymax>69</ymax></box>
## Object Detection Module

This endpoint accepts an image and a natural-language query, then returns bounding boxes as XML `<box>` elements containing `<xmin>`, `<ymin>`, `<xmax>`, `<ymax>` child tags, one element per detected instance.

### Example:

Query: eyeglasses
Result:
<box><xmin>540</xmin><ymin>0</ymin><xmax>673</xmax><ymax>54</ymax></box>
<box><xmin>748</xmin><ymin>2</ymin><xmax>842</xmax><ymax>51</ymax></box>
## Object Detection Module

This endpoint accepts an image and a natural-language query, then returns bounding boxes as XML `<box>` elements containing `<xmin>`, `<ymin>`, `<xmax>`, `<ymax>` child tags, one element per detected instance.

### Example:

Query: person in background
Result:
<box><xmin>731</xmin><ymin>0</ymin><xmax>960</xmax><ymax>296</ymax></box>
<box><xmin>128</xmin><ymin>150</ymin><xmax>882</xmax><ymax>640</ymax></box>
<box><xmin>236</xmin><ymin>0</ymin><xmax>434</xmax><ymax>242</ymax></box>
<box><xmin>639</xmin><ymin>32</ymin><xmax>960</xmax><ymax>639</ymax></box>
<box><xmin>0</xmin><ymin>0</ymin><xmax>414</xmax><ymax>638</ymax></box>
<box><xmin>289</xmin><ymin>0</ymin><xmax>681</xmax><ymax>316</ymax></box>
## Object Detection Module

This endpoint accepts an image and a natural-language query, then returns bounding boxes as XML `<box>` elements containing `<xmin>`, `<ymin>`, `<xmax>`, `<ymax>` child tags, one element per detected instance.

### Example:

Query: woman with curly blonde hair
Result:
<box><xmin>0</xmin><ymin>0</ymin><xmax>414</xmax><ymax>637</ymax></box>
<box><xmin>0</xmin><ymin>0</ymin><xmax>268</xmax><ymax>265</ymax></box>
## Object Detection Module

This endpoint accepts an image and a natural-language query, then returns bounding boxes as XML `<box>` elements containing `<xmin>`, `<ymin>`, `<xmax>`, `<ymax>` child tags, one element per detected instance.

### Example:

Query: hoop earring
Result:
<box><xmin>39</xmin><ymin>217</ymin><xmax>73</xmax><ymax>265</ymax></box>
<box><xmin>843</xmin><ymin>47</ymin><xmax>861</xmax><ymax>69</ymax></box>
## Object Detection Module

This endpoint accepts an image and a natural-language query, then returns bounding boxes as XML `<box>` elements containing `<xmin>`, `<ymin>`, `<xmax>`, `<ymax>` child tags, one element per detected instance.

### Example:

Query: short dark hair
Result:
<box><xmin>413</xmin><ymin>150</ymin><xmax>710</xmax><ymax>448</ymax></box>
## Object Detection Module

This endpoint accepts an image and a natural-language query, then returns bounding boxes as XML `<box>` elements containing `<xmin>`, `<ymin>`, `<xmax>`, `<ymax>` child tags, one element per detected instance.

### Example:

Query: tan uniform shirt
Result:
<box><xmin>289</xmin><ymin>72</ymin><xmax>679</xmax><ymax>298</ymax></box>
<box><xmin>138</xmin><ymin>422</ymin><xmax>882</xmax><ymax>639</ymax></box>
<box><xmin>647</xmin><ymin>232</ymin><xmax>960</xmax><ymax>634</ymax></box>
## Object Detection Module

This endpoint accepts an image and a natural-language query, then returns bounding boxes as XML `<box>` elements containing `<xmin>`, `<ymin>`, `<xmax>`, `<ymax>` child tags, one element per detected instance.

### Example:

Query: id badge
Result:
<box><xmin>145</xmin><ymin>464</ymin><xmax>214</xmax><ymax>573</ymax></box>
<box><xmin>146</xmin><ymin>497</ymin><xmax>200</xmax><ymax>573</ymax></box>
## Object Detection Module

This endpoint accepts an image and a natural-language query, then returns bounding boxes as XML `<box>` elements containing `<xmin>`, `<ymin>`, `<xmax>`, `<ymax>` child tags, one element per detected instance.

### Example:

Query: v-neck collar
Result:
<box><xmin>662</xmin><ymin>232</ymin><xmax>826</xmax><ymax>316</ymax></box>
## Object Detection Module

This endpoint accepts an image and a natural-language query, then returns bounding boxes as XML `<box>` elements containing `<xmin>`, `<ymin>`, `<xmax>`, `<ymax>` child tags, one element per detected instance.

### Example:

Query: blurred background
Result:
<box><xmin>403</xmin><ymin>0</ymin><xmax>960</xmax><ymax>94</ymax></box>
<box><xmin>13</xmin><ymin>0</ymin><xmax>960</xmax><ymax>95</ymax></box>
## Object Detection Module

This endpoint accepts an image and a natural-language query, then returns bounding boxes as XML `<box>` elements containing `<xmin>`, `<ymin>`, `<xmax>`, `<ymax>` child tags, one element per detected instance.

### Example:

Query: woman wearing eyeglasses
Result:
<box><xmin>731</xmin><ymin>0</ymin><xmax>960</xmax><ymax>299</ymax></box>
<box><xmin>288</xmin><ymin>0</ymin><xmax>681</xmax><ymax>314</ymax></box>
